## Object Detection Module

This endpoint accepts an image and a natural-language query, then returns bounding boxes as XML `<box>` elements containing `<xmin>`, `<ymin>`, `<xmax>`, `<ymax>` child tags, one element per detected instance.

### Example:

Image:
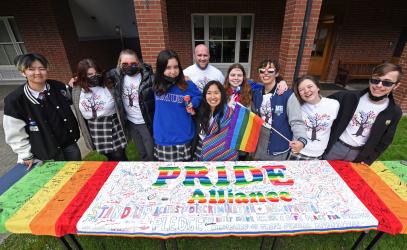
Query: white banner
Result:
<box><xmin>77</xmin><ymin>161</ymin><xmax>377</xmax><ymax>237</ymax></box>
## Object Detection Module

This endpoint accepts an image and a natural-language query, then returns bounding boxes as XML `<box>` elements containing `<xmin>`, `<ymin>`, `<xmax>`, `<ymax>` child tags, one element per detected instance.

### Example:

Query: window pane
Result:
<box><xmin>239</xmin><ymin>41</ymin><xmax>250</xmax><ymax>62</ymax></box>
<box><xmin>19</xmin><ymin>43</ymin><xmax>27</xmax><ymax>54</ymax></box>
<box><xmin>4</xmin><ymin>44</ymin><xmax>17</xmax><ymax>64</ymax></box>
<box><xmin>209</xmin><ymin>16</ymin><xmax>222</xmax><ymax>40</ymax></box>
<box><xmin>8</xmin><ymin>18</ymin><xmax>23</xmax><ymax>42</ymax></box>
<box><xmin>0</xmin><ymin>45</ymin><xmax>11</xmax><ymax>65</ymax></box>
<box><xmin>222</xmin><ymin>41</ymin><xmax>235</xmax><ymax>63</ymax></box>
<box><xmin>241</xmin><ymin>16</ymin><xmax>252</xmax><ymax>40</ymax></box>
<box><xmin>193</xmin><ymin>16</ymin><xmax>204</xmax><ymax>40</ymax></box>
<box><xmin>311</xmin><ymin>28</ymin><xmax>328</xmax><ymax>57</ymax></box>
<box><xmin>194</xmin><ymin>41</ymin><xmax>205</xmax><ymax>47</ymax></box>
<box><xmin>223</xmin><ymin>16</ymin><xmax>236</xmax><ymax>40</ymax></box>
<box><xmin>0</xmin><ymin>21</ymin><xmax>11</xmax><ymax>43</ymax></box>
<box><xmin>209</xmin><ymin>41</ymin><xmax>222</xmax><ymax>63</ymax></box>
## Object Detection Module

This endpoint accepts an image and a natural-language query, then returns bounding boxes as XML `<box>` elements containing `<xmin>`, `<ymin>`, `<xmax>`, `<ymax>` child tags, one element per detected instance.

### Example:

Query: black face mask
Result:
<box><xmin>163</xmin><ymin>75</ymin><xmax>179</xmax><ymax>85</ymax></box>
<box><xmin>368</xmin><ymin>88</ymin><xmax>388</xmax><ymax>102</ymax></box>
<box><xmin>122</xmin><ymin>64</ymin><xmax>141</xmax><ymax>76</ymax></box>
<box><xmin>87</xmin><ymin>74</ymin><xmax>103</xmax><ymax>87</ymax></box>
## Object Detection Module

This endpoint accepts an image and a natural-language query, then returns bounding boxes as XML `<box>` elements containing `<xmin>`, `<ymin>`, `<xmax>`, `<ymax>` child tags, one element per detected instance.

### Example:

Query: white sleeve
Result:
<box><xmin>3</xmin><ymin>114</ymin><xmax>32</xmax><ymax>163</ymax></box>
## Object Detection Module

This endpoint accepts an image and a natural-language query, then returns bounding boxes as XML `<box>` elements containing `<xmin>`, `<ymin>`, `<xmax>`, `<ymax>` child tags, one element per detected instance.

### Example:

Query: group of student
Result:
<box><xmin>3</xmin><ymin>44</ymin><xmax>403</xmax><ymax>169</ymax></box>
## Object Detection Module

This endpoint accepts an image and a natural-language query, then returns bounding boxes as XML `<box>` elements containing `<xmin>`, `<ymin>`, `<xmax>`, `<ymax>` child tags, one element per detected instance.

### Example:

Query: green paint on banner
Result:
<box><xmin>0</xmin><ymin>162</ymin><xmax>67</xmax><ymax>232</ymax></box>
<box><xmin>381</xmin><ymin>161</ymin><xmax>407</xmax><ymax>184</ymax></box>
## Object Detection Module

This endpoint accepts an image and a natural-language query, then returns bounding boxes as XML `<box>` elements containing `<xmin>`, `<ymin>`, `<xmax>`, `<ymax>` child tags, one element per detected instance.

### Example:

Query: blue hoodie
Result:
<box><xmin>153</xmin><ymin>80</ymin><xmax>202</xmax><ymax>145</ymax></box>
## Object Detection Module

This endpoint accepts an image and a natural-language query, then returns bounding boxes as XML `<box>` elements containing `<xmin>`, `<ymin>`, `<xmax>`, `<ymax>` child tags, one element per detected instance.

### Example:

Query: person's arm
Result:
<box><xmin>189</xmin><ymin>81</ymin><xmax>203</xmax><ymax>108</ymax></box>
<box><xmin>287</xmin><ymin>93</ymin><xmax>308</xmax><ymax>147</ymax></box>
<box><xmin>362</xmin><ymin>111</ymin><xmax>402</xmax><ymax>165</ymax></box>
<box><xmin>3</xmin><ymin>114</ymin><xmax>32</xmax><ymax>164</ymax></box>
<box><xmin>276</xmin><ymin>80</ymin><xmax>288</xmax><ymax>95</ymax></box>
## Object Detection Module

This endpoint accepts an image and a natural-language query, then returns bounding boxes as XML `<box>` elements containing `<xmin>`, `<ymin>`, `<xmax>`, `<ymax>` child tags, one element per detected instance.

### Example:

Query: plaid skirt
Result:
<box><xmin>288</xmin><ymin>152</ymin><xmax>322</xmax><ymax>160</ymax></box>
<box><xmin>88</xmin><ymin>114</ymin><xmax>127</xmax><ymax>154</ymax></box>
<box><xmin>154</xmin><ymin>142</ymin><xmax>192</xmax><ymax>162</ymax></box>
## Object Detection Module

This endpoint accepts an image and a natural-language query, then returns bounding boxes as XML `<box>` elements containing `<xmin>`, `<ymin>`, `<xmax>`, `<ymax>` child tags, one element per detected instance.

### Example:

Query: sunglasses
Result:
<box><xmin>258</xmin><ymin>68</ymin><xmax>276</xmax><ymax>75</ymax></box>
<box><xmin>121</xmin><ymin>62</ymin><xmax>138</xmax><ymax>67</ymax></box>
<box><xmin>370</xmin><ymin>78</ymin><xmax>397</xmax><ymax>87</ymax></box>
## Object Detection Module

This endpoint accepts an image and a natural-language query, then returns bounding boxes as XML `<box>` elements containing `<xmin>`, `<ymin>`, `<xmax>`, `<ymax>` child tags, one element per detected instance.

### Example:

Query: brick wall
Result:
<box><xmin>0</xmin><ymin>0</ymin><xmax>73</xmax><ymax>81</ymax></box>
<box><xmin>134</xmin><ymin>0</ymin><xmax>170</xmax><ymax>68</ymax></box>
<box><xmin>324</xmin><ymin>0</ymin><xmax>407</xmax><ymax>82</ymax></box>
<box><xmin>395</xmin><ymin>45</ymin><xmax>407</xmax><ymax>112</ymax></box>
<box><xmin>166</xmin><ymin>0</ymin><xmax>285</xmax><ymax>80</ymax></box>
<box><xmin>278</xmin><ymin>0</ymin><xmax>322</xmax><ymax>84</ymax></box>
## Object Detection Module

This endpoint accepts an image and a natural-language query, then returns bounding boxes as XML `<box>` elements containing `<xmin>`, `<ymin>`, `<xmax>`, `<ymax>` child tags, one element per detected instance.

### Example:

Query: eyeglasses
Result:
<box><xmin>258</xmin><ymin>68</ymin><xmax>276</xmax><ymax>75</ymax></box>
<box><xmin>370</xmin><ymin>78</ymin><xmax>397</xmax><ymax>87</ymax></box>
<box><xmin>121</xmin><ymin>62</ymin><xmax>138</xmax><ymax>67</ymax></box>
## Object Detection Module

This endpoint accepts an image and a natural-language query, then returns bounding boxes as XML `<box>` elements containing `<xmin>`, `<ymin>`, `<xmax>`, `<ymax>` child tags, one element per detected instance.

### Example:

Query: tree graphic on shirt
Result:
<box><xmin>351</xmin><ymin>110</ymin><xmax>376</xmax><ymax>137</ymax></box>
<box><xmin>81</xmin><ymin>93</ymin><xmax>105</xmax><ymax>119</ymax></box>
<box><xmin>304</xmin><ymin>113</ymin><xmax>330</xmax><ymax>141</ymax></box>
<box><xmin>123</xmin><ymin>84</ymin><xmax>138</xmax><ymax>107</ymax></box>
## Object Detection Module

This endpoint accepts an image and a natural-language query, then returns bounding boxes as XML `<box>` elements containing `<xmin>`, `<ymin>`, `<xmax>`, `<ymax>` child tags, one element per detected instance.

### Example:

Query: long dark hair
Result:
<box><xmin>199</xmin><ymin>80</ymin><xmax>228</xmax><ymax>135</ymax></box>
<box><xmin>74</xmin><ymin>58</ymin><xmax>104</xmax><ymax>92</ymax></box>
<box><xmin>153</xmin><ymin>49</ymin><xmax>187</xmax><ymax>95</ymax></box>
<box><xmin>224</xmin><ymin>63</ymin><xmax>252</xmax><ymax>107</ymax></box>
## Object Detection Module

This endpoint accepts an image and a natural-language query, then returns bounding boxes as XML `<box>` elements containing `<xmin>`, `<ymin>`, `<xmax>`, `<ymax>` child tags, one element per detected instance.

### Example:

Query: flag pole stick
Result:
<box><xmin>235</xmin><ymin>102</ymin><xmax>291</xmax><ymax>142</ymax></box>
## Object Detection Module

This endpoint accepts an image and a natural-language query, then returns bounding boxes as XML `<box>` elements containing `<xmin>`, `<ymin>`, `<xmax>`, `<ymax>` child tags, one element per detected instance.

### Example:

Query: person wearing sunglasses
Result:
<box><xmin>70</xmin><ymin>59</ymin><xmax>127</xmax><ymax>161</ymax></box>
<box><xmin>252</xmin><ymin>59</ymin><xmax>308</xmax><ymax>160</ymax></box>
<box><xmin>105</xmin><ymin>49</ymin><xmax>155</xmax><ymax>161</ymax></box>
<box><xmin>325</xmin><ymin>62</ymin><xmax>403</xmax><ymax>165</ymax></box>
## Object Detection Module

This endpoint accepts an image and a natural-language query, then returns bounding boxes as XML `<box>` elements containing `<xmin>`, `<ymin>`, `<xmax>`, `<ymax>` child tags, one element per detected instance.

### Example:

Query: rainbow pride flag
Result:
<box><xmin>225</xmin><ymin>103</ymin><xmax>264</xmax><ymax>152</ymax></box>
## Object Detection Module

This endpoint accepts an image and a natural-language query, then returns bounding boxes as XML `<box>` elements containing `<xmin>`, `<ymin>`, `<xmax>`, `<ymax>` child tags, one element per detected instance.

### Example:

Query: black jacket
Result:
<box><xmin>3</xmin><ymin>80</ymin><xmax>80</xmax><ymax>161</ymax></box>
<box><xmin>107</xmin><ymin>63</ymin><xmax>155</xmax><ymax>134</ymax></box>
<box><xmin>325</xmin><ymin>88</ymin><xmax>402</xmax><ymax>165</ymax></box>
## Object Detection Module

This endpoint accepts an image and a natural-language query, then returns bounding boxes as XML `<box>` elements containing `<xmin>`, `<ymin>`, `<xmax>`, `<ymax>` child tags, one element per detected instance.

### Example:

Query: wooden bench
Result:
<box><xmin>335</xmin><ymin>60</ymin><xmax>383</xmax><ymax>86</ymax></box>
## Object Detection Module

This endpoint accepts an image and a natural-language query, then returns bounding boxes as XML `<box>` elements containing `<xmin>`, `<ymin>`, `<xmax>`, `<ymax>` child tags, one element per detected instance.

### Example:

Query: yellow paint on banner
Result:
<box><xmin>371</xmin><ymin>161</ymin><xmax>407</xmax><ymax>202</ymax></box>
<box><xmin>240</xmin><ymin>113</ymin><xmax>254</xmax><ymax>151</ymax></box>
<box><xmin>5</xmin><ymin>162</ymin><xmax>83</xmax><ymax>233</ymax></box>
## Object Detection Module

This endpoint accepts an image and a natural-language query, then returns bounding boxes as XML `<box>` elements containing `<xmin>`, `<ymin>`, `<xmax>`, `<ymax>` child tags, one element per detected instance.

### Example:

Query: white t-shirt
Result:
<box><xmin>79</xmin><ymin>87</ymin><xmax>116</xmax><ymax>119</ymax></box>
<box><xmin>339</xmin><ymin>93</ymin><xmax>389</xmax><ymax>147</ymax></box>
<box><xmin>183</xmin><ymin>64</ymin><xmax>225</xmax><ymax>92</ymax></box>
<box><xmin>122</xmin><ymin>74</ymin><xmax>145</xmax><ymax>124</ymax></box>
<box><xmin>300</xmin><ymin>97</ymin><xmax>340</xmax><ymax>157</ymax></box>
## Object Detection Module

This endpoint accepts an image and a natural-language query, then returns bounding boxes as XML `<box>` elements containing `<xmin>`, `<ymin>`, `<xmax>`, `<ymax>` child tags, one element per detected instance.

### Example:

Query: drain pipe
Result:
<box><xmin>293</xmin><ymin>0</ymin><xmax>313</xmax><ymax>82</ymax></box>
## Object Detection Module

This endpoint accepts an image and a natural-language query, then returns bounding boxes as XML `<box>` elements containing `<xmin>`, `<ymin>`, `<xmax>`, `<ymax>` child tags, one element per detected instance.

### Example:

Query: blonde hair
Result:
<box><xmin>116</xmin><ymin>49</ymin><xmax>139</xmax><ymax>70</ymax></box>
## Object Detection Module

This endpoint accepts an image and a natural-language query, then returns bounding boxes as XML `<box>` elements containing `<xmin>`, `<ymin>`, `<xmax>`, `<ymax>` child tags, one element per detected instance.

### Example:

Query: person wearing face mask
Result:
<box><xmin>71</xmin><ymin>58</ymin><xmax>127</xmax><ymax>161</ymax></box>
<box><xmin>324</xmin><ymin>63</ymin><xmax>403</xmax><ymax>165</ymax></box>
<box><xmin>106</xmin><ymin>49</ymin><xmax>155</xmax><ymax>161</ymax></box>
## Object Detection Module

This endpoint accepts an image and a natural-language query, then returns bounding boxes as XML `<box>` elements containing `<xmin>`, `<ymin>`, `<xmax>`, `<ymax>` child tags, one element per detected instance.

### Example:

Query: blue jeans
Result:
<box><xmin>55</xmin><ymin>143</ymin><xmax>82</xmax><ymax>161</ymax></box>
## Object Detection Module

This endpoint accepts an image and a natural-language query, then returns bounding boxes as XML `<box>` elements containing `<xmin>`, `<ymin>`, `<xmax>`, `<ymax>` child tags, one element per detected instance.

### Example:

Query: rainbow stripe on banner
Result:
<box><xmin>225</xmin><ymin>103</ymin><xmax>264</xmax><ymax>152</ymax></box>
<box><xmin>0</xmin><ymin>160</ymin><xmax>406</xmax><ymax>237</ymax></box>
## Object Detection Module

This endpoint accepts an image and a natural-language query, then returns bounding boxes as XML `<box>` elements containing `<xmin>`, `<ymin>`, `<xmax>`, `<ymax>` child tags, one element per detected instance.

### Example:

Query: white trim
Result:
<box><xmin>191</xmin><ymin>14</ymin><xmax>255</xmax><ymax>77</ymax></box>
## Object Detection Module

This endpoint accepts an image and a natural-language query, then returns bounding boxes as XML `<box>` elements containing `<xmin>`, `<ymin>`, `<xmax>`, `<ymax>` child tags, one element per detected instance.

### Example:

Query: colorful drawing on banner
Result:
<box><xmin>77</xmin><ymin>161</ymin><xmax>378</xmax><ymax>237</ymax></box>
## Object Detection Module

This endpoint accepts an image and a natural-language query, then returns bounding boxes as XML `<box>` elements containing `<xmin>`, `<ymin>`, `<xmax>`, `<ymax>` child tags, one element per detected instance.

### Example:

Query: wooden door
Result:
<box><xmin>308</xmin><ymin>23</ymin><xmax>334</xmax><ymax>79</ymax></box>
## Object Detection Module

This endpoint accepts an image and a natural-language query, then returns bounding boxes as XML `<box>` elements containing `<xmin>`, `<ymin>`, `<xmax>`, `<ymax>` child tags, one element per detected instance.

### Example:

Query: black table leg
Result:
<box><xmin>58</xmin><ymin>236</ymin><xmax>72</xmax><ymax>250</ymax></box>
<box><xmin>271</xmin><ymin>237</ymin><xmax>279</xmax><ymax>250</ymax></box>
<box><xmin>259</xmin><ymin>236</ymin><xmax>266</xmax><ymax>250</ymax></box>
<box><xmin>160</xmin><ymin>239</ymin><xmax>167</xmax><ymax>250</ymax></box>
<box><xmin>66</xmin><ymin>234</ymin><xmax>83</xmax><ymax>250</ymax></box>
<box><xmin>366</xmin><ymin>231</ymin><xmax>385</xmax><ymax>250</ymax></box>
<box><xmin>171</xmin><ymin>238</ymin><xmax>179</xmax><ymax>250</ymax></box>
<box><xmin>351</xmin><ymin>231</ymin><xmax>368</xmax><ymax>250</ymax></box>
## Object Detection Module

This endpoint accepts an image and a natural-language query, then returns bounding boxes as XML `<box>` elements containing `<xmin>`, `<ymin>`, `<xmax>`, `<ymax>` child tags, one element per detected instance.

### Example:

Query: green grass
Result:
<box><xmin>1</xmin><ymin>117</ymin><xmax>407</xmax><ymax>249</ymax></box>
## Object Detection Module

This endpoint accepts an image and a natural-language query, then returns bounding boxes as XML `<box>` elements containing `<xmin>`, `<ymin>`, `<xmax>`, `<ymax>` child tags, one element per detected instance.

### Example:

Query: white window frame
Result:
<box><xmin>191</xmin><ymin>13</ymin><xmax>255</xmax><ymax>77</ymax></box>
<box><xmin>0</xmin><ymin>16</ymin><xmax>26</xmax><ymax>82</ymax></box>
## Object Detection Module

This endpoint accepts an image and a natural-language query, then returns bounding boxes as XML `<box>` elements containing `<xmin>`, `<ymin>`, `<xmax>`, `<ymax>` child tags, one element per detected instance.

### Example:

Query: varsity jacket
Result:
<box><xmin>325</xmin><ymin>88</ymin><xmax>402</xmax><ymax>165</ymax></box>
<box><xmin>252</xmin><ymin>87</ymin><xmax>307</xmax><ymax>155</ymax></box>
<box><xmin>107</xmin><ymin>63</ymin><xmax>155</xmax><ymax>134</ymax></box>
<box><xmin>71</xmin><ymin>85</ymin><xmax>125</xmax><ymax>151</ymax></box>
<box><xmin>3</xmin><ymin>80</ymin><xmax>80</xmax><ymax>162</ymax></box>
